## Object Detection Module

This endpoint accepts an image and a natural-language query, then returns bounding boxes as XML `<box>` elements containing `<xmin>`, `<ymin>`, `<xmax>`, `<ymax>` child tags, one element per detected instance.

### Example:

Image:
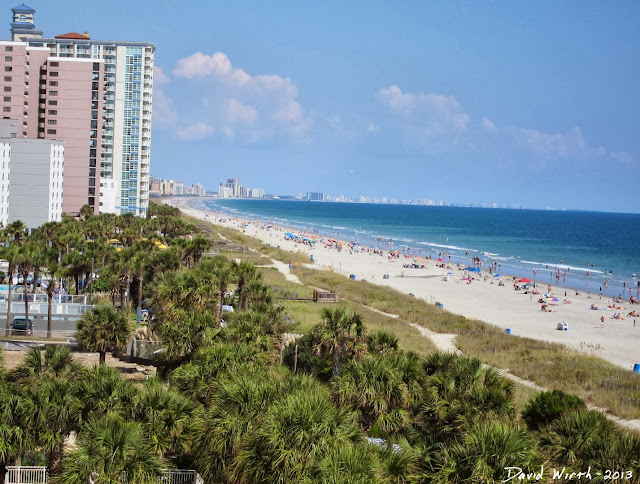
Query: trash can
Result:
<box><xmin>506</xmin><ymin>328</ymin><xmax>512</xmax><ymax>334</ymax></box>
<box><xmin>350</xmin><ymin>274</ymin><xmax>356</xmax><ymax>280</ymax></box>
<box><xmin>634</xmin><ymin>363</ymin><xmax>640</xmax><ymax>374</ymax></box>
<box><xmin>435</xmin><ymin>302</ymin><xmax>443</xmax><ymax>308</ymax></box>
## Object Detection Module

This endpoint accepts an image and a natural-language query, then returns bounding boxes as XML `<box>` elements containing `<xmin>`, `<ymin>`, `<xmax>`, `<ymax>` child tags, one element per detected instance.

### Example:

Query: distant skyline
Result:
<box><xmin>26</xmin><ymin>1</ymin><xmax>640</xmax><ymax>212</ymax></box>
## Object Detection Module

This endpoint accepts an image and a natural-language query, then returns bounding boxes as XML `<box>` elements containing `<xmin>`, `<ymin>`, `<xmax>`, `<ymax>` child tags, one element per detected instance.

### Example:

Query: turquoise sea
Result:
<box><xmin>195</xmin><ymin>198</ymin><xmax>640</xmax><ymax>299</ymax></box>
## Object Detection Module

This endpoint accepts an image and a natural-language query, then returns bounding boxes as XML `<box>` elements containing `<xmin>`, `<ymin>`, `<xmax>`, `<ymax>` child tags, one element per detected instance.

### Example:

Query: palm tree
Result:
<box><xmin>332</xmin><ymin>353</ymin><xmax>416</xmax><ymax>435</ymax></box>
<box><xmin>232</xmin><ymin>260</ymin><xmax>256</xmax><ymax>310</ymax></box>
<box><xmin>52</xmin><ymin>413</ymin><xmax>164</xmax><ymax>484</ymax></box>
<box><xmin>312</xmin><ymin>307</ymin><xmax>367</xmax><ymax>376</ymax></box>
<box><xmin>1</xmin><ymin>245</ymin><xmax>19</xmax><ymax>337</ymax></box>
<box><xmin>69</xmin><ymin>365</ymin><xmax>138</xmax><ymax>425</ymax></box>
<box><xmin>76</xmin><ymin>306</ymin><xmax>130</xmax><ymax>365</ymax></box>
<box><xmin>231</xmin><ymin>374</ymin><xmax>363</xmax><ymax>483</ymax></box>
<box><xmin>416</xmin><ymin>353</ymin><xmax>515</xmax><ymax>440</ymax></box>
<box><xmin>425</xmin><ymin>419</ymin><xmax>540</xmax><ymax>483</ymax></box>
<box><xmin>213</xmin><ymin>261</ymin><xmax>232</xmax><ymax>325</ymax></box>
<box><xmin>11</xmin><ymin>345</ymin><xmax>80</xmax><ymax>381</ymax></box>
<box><xmin>128</xmin><ymin>240</ymin><xmax>153</xmax><ymax>320</ymax></box>
<box><xmin>367</xmin><ymin>330</ymin><xmax>399</xmax><ymax>354</ymax></box>
<box><xmin>17</xmin><ymin>240</ymin><xmax>38</xmax><ymax>332</ymax></box>
<box><xmin>191</xmin><ymin>367</ymin><xmax>281</xmax><ymax>482</ymax></box>
<box><xmin>79</xmin><ymin>203</ymin><xmax>94</xmax><ymax>221</ymax></box>
<box><xmin>152</xmin><ymin>309</ymin><xmax>218</xmax><ymax>367</ymax></box>
<box><xmin>5</xmin><ymin>220</ymin><xmax>26</xmax><ymax>246</ymax></box>
<box><xmin>0</xmin><ymin>380</ymin><xmax>33</xmax><ymax>474</ymax></box>
<box><xmin>134</xmin><ymin>378</ymin><xmax>196</xmax><ymax>458</ymax></box>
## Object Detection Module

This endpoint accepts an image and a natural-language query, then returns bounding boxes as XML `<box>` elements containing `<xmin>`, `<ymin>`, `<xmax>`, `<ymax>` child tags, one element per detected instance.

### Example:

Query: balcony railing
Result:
<box><xmin>3</xmin><ymin>468</ymin><xmax>203</xmax><ymax>484</ymax></box>
<box><xmin>4</xmin><ymin>466</ymin><xmax>47</xmax><ymax>483</ymax></box>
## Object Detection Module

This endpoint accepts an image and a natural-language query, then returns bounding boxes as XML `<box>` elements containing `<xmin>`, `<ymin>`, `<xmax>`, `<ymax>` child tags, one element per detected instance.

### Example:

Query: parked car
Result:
<box><xmin>11</xmin><ymin>316</ymin><xmax>33</xmax><ymax>336</ymax></box>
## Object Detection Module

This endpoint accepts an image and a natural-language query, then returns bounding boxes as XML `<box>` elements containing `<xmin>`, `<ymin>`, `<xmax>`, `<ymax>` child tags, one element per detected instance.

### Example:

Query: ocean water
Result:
<box><xmin>197</xmin><ymin>198</ymin><xmax>640</xmax><ymax>299</ymax></box>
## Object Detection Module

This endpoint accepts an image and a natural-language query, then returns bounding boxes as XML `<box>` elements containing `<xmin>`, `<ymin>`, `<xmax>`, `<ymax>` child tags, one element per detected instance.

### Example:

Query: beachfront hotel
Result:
<box><xmin>0</xmin><ymin>3</ymin><xmax>155</xmax><ymax>217</ymax></box>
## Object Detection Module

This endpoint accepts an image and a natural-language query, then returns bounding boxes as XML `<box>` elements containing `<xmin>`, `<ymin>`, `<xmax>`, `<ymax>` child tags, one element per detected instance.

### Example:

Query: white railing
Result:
<box><xmin>4</xmin><ymin>468</ymin><xmax>201</xmax><ymax>484</ymax></box>
<box><xmin>0</xmin><ymin>303</ymin><xmax>92</xmax><ymax>316</ymax></box>
<box><xmin>4</xmin><ymin>466</ymin><xmax>47</xmax><ymax>484</ymax></box>
<box><xmin>160</xmin><ymin>470</ymin><xmax>203</xmax><ymax>484</ymax></box>
<box><xmin>0</xmin><ymin>294</ymin><xmax>87</xmax><ymax>305</ymax></box>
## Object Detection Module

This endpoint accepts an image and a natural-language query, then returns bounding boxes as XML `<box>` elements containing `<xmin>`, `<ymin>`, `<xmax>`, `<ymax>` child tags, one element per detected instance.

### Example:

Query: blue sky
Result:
<box><xmin>18</xmin><ymin>1</ymin><xmax>640</xmax><ymax>211</ymax></box>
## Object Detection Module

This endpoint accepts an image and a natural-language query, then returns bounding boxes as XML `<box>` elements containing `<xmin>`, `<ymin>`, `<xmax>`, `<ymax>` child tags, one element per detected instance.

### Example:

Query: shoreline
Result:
<box><xmin>170</xmin><ymin>198</ymin><xmax>640</xmax><ymax>371</ymax></box>
<box><xmin>189</xmin><ymin>197</ymin><xmax>639</xmax><ymax>301</ymax></box>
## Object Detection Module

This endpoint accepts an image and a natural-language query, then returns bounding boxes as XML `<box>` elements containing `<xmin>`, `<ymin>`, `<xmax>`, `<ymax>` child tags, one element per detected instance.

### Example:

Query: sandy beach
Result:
<box><xmin>172</xmin><ymin>199</ymin><xmax>640</xmax><ymax>371</ymax></box>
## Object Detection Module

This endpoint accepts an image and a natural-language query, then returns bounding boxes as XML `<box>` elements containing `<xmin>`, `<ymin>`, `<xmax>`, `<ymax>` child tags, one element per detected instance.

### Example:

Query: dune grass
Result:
<box><xmin>182</xmin><ymin>214</ymin><xmax>311</xmax><ymax>265</ymax></box>
<box><xmin>292</xmin><ymin>266</ymin><xmax>640</xmax><ymax>420</ymax></box>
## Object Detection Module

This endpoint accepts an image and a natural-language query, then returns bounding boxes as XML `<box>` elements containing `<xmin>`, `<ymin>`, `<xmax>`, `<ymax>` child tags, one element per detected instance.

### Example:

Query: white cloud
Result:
<box><xmin>481</xmin><ymin>116</ymin><xmax>497</xmax><ymax>133</ymax></box>
<box><xmin>169</xmin><ymin>51</ymin><xmax>310</xmax><ymax>140</ymax></box>
<box><xmin>152</xmin><ymin>87</ymin><xmax>176</xmax><ymax>126</ymax></box>
<box><xmin>176</xmin><ymin>122</ymin><xmax>215</xmax><ymax>140</ymax></box>
<box><xmin>378</xmin><ymin>85</ymin><xmax>417</xmax><ymax>115</ymax></box>
<box><xmin>173</xmin><ymin>52</ymin><xmax>233</xmax><ymax>78</ymax></box>
<box><xmin>611</xmin><ymin>151</ymin><xmax>632</xmax><ymax>165</ymax></box>
<box><xmin>513</xmin><ymin>126</ymin><xmax>587</xmax><ymax>158</ymax></box>
<box><xmin>274</xmin><ymin>100</ymin><xmax>303</xmax><ymax>122</ymax></box>
<box><xmin>366</xmin><ymin>123</ymin><xmax>379</xmax><ymax>133</ymax></box>
<box><xmin>227</xmin><ymin>99</ymin><xmax>258</xmax><ymax>124</ymax></box>
<box><xmin>154</xmin><ymin>66</ymin><xmax>170</xmax><ymax>85</ymax></box>
<box><xmin>378</xmin><ymin>85</ymin><xmax>471</xmax><ymax>135</ymax></box>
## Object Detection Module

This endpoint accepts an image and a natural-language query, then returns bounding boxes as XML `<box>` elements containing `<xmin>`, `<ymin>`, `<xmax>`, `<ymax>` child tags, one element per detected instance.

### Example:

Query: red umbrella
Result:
<box><xmin>519</xmin><ymin>278</ymin><xmax>532</xmax><ymax>283</ymax></box>
<box><xmin>438</xmin><ymin>258</ymin><xmax>444</xmax><ymax>262</ymax></box>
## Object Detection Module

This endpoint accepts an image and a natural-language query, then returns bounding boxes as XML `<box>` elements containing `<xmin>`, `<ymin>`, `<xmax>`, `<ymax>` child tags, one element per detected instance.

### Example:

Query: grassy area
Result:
<box><xmin>292</xmin><ymin>266</ymin><xmax>640</xmax><ymax>420</ymax></box>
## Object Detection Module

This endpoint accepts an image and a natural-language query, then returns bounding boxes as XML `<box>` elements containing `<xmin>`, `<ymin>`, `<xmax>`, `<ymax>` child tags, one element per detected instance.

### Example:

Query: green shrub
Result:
<box><xmin>522</xmin><ymin>389</ymin><xmax>585</xmax><ymax>430</ymax></box>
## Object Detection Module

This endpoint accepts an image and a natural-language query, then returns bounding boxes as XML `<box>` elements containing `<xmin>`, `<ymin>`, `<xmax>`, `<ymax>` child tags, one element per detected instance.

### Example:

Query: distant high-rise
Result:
<box><xmin>1</xmin><ymin>4</ymin><xmax>155</xmax><ymax>216</ymax></box>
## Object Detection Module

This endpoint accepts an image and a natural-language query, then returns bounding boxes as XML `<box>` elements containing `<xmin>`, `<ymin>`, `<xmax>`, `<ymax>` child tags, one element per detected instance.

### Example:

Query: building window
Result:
<box><xmin>4</xmin><ymin>67</ymin><xmax>12</xmax><ymax>72</ymax></box>
<box><xmin>47</xmin><ymin>119</ymin><xmax>57</xmax><ymax>125</ymax></box>
<box><xmin>49</xmin><ymin>71</ymin><xmax>58</xmax><ymax>77</ymax></box>
<box><xmin>49</xmin><ymin>81</ymin><xmax>58</xmax><ymax>86</ymax></box>
<box><xmin>49</xmin><ymin>61</ymin><xmax>59</xmax><ymax>67</ymax></box>
<box><xmin>4</xmin><ymin>56</ymin><xmax>12</xmax><ymax>61</ymax></box>
<box><xmin>3</xmin><ymin>87</ymin><xmax>10</xmax><ymax>92</ymax></box>
<box><xmin>3</xmin><ymin>97</ymin><xmax>10</xmax><ymax>102</ymax></box>
<box><xmin>3</xmin><ymin>76</ymin><xmax>11</xmax><ymax>82</ymax></box>
<box><xmin>5</xmin><ymin>46</ymin><xmax>13</xmax><ymax>52</ymax></box>
<box><xmin>48</xmin><ymin>109</ymin><xmax>57</xmax><ymax>115</ymax></box>
<box><xmin>48</xmin><ymin>100</ymin><xmax>57</xmax><ymax>106</ymax></box>
<box><xmin>2</xmin><ymin>107</ymin><xmax>10</xmax><ymax>113</ymax></box>
<box><xmin>48</xmin><ymin>91</ymin><xmax>58</xmax><ymax>96</ymax></box>
<box><xmin>47</xmin><ymin>129</ymin><xmax>56</xmax><ymax>134</ymax></box>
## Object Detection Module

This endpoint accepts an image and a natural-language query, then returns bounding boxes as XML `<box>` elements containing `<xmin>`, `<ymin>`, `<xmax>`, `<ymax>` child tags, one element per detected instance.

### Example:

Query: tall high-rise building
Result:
<box><xmin>2</xmin><ymin>4</ymin><xmax>155</xmax><ymax>216</ymax></box>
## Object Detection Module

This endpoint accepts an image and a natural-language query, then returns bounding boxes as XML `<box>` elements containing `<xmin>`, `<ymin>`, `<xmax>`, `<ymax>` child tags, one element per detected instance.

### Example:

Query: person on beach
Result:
<box><xmin>601</xmin><ymin>316</ymin><xmax>605</xmax><ymax>328</ymax></box>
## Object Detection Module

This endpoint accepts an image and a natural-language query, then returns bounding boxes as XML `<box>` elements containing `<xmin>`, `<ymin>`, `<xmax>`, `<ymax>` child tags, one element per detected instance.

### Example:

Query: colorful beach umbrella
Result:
<box><xmin>519</xmin><ymin>278</ymin><xmax>532</xmax><ymax>283</ymax></box>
